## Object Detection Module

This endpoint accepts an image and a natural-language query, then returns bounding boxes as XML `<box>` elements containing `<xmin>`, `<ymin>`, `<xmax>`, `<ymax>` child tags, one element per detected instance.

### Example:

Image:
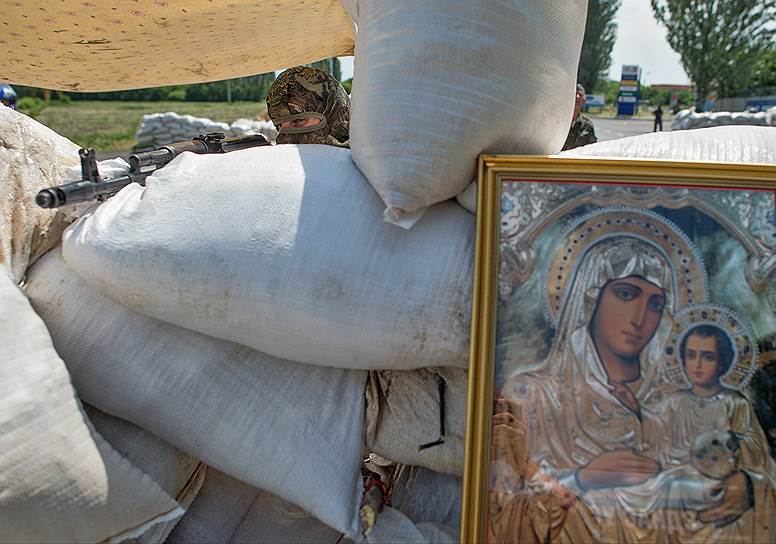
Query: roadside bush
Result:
<box><xmin>16</xmin><ymin>97</ymin><xmax>47</xmax><ymax>118</ymax></box>
<box><xmin>166</xmin><ymin>88</ymin><xmax>187</xmax><ymax>101</ymax></box>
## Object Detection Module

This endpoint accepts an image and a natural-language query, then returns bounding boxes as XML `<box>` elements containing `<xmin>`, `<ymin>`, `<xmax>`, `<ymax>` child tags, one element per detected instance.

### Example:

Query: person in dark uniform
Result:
<box><xmin>562</xmin><ymin>84</ymin><xmax>597</xmax><ymax>151</ymax></box>
<box><xmin>653</xmin><ymin>104</ymin><xmax>664</xmax><ymax>132</ymax></box>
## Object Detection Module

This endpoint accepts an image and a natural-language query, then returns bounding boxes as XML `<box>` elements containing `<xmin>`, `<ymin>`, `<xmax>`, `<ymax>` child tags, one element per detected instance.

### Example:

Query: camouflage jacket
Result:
<box><xmin>562</xmin><ymin>115</ymin><xmax>597</xmax><ymax>151</ymax></box>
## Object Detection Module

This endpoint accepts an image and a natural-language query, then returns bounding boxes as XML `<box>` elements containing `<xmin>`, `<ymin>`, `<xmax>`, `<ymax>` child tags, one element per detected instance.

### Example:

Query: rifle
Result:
<box><xmin>35</xmin><ymin>132</ymin><xmax>270</xmax><ymax>209</ymax></box>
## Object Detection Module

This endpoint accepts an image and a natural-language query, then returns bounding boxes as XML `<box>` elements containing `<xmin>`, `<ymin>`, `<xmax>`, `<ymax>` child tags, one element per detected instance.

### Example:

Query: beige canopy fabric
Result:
<box><xmin>0</xmin><ymin>0</ymin><xmax>354</xmax><ymax>92</ymax></box>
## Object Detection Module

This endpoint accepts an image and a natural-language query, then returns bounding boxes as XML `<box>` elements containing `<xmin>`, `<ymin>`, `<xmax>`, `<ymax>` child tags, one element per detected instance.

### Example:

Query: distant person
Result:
<box><xmin>0</xmin><ymin>83</ymin><xmax>17</xmax><ymax>110</ymax></box>
<box><xmin>266</xmin><ymin>67</ymin><xmax>350</xmax><ymax>147</ymax></box>
<box><xmin>562</xmin><ymin>84</ymin><xmax>597</xmax><ymax>151</ymax></box>
<box><xmin>653</xmin><ymin>104</ymin><xmax>664</xmax><ymax>132</ymax></box>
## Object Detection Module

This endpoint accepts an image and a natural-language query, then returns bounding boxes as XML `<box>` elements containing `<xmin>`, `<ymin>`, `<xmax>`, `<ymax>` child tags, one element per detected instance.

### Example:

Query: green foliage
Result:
<box><xmin>578</xmin><ymin>0</ymin><xmax>622</xmax><ymax>93</ymax></box>
<box><xmin>341</xmin><ymin>78</ymin><xmax>353</xmax><ymax>94</ymax></box>
<box><xmin>16</xmin><ymin>96</ymin><xmax>47</xmax><ymax>118</ymax></box>
<box><xmin>651</xmin><ymin>0</ymin><xmax>776</xmax><ymax>109</ymax></box>
<box><xmin>751</xmin><ymin>47</ymin><xmax>776</xmax><ymax>90</ymax></box>
<box><xmin>166</xmin><ymin>87</ymin><xmax>188</xmax><ymax>101</ymax></box>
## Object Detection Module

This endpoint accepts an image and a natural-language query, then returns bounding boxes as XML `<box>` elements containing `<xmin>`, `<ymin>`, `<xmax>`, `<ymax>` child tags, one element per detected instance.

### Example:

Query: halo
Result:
<box><xmin>663</xmin><ymin>304</ymin><xmax>759</xmax><ymax>391</ymax></box>
<box><xmin>544</xmin><ymin>207</ymin><xmax>708</xmax><ymax>327</ymax></box>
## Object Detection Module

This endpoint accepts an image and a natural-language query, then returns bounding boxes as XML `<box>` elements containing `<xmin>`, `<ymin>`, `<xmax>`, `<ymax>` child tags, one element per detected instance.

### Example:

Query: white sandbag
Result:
<box><xmin>561</xmin><ymin>125</ymin><xmax>776</xmax><ymax>163</ymax></box>
<box><xmin>0</xmin><ymin>105</ymin><xmax>78</xmax><ymax>282</ymax></box>
<box><xmin>348</xmin><ymin>0</ymin><xmax>588</xmax><ymax>227</ymax></box>
<box><xmin>363</xmin><ymin>508</ymin><xmax>457</xmax><ymax>544</ymax></box>
<box><xmin>26</xmin><ymin>250</ymin><xmax>366</xmax><ymax>537</ymax></box>
<box><xmin>85</xmin><ymin>405</ymin><xmax>206</xmax><ymax>543</ymax></box>
<box><xmin>456</xmin><ymin>125</ymin><xmax>776</xmax><ymax>215</ymax></box>
<box><xmin>166</xmin><ymin>469</ymin><xmax>262</xmax><ymax>544</ymax></box>
<box><xmin>390</xmin><ymin>465</ymin><xmax>461</xmax><ymax>530</ymax></box>
<box><xmin>62</xmin><ymin>145</ymin><xmax>474</xmax><ymax>370</ymax></box>
<box><xmin>366</xmin><ymin>368</ymin><xmax>467</xmax><ymax>476</ymax></box>
<box><xmin>0</xmin><ymin>269</ymin><xmax>184</xmax><ymax>543</ymax></box>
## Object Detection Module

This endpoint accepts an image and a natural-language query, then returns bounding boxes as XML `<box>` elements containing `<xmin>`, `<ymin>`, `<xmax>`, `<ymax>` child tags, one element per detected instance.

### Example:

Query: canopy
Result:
<box><xmin>0</xmin><ymin>0</ymin><xmax>355</xmax><ymax>92</ymax></box>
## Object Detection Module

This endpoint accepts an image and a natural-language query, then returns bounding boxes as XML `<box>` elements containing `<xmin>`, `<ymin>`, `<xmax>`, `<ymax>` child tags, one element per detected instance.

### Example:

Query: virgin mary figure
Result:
<box><xmin>490</xmin><ymin>207</ymin><xmax>709</xmax><ymax>542</ymax></box>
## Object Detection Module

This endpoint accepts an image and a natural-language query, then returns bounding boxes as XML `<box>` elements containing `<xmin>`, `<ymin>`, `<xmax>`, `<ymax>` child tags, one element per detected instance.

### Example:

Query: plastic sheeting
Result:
<box><xmin>61</xmin><ymin>145</ymin><xmax>474</xmax><ymax>370</ymax></box>
<box><xmin>26</xmin><ymin>250</ymin><xmax>366</xmax><ymax>537</ymax></box>
<box><xmin>0</xmin><ymin>1</ymin><xmax>355</xmax><ymax>92</ymax></box>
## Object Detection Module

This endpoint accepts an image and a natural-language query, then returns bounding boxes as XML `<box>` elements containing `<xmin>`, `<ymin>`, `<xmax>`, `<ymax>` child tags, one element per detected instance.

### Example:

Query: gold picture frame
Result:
<box><xmin>462</xmin><ymin>156</ymin><xmax>776</xmax><ymax>543</ymax></box>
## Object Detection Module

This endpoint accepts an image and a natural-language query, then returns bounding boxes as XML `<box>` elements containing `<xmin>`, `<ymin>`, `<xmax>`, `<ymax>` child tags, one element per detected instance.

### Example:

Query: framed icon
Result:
<box><xmin>462</xmin><ymin>156</ymin><xmax>776</xmax><ymax>543</ymax></box>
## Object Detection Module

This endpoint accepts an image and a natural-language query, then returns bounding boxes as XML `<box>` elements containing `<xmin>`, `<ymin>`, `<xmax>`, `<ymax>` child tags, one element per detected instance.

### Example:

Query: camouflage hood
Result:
<box><xmin>267</xmin><ymin>66</ymin><xmax>350</xmax><ymax>147</ymax></box>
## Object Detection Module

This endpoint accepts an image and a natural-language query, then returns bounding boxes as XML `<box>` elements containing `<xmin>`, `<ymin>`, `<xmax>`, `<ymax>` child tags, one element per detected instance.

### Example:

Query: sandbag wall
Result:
<box><xmin>134</xmin><ymin>112</ymin><xmax>278</xmax><ymax>149</ymax></box>
<box><xmin>671</xmin><ymin>106</ymin><xmax>776</xmax><ymax>130</ymax></box>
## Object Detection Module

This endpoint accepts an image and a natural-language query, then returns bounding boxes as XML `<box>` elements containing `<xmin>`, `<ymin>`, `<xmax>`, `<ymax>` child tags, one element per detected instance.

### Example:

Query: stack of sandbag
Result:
<box><xmin>26</xmin><ymin>249</ymin><xmax>368</xmax><ymax>538</ymax></box>
<box><xmin>50</xmin><ymin>143</ymin><xmax>475</xmax><ymax>537</ymax></box>
<box><xmin>344</xmin><ymin>0</ymin><xmax>588</xmax><ymax>227</ymax></box>
<box><xmin>134</xmin><ymin>112</ymin><xmax>233</xmax><ymax>149</ymax></box>
<box><xmin>671</xmin><ymin>107</ymin><xmax>776</xmax><ymax>130</ymax></box>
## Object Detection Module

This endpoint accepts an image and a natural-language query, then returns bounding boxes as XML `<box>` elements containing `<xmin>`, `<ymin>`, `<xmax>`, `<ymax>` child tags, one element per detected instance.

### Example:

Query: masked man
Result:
<box><xmin>267</xmin><ymin>66</ymin><xmax>350</xmax><ymax>147</ymax></box>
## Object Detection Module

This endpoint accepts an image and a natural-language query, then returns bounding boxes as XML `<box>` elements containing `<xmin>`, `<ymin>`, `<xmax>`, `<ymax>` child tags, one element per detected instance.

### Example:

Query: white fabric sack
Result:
<box><xmin>347</xmin><ymin>0</ymin><xmax>588</xmax><ymax>227</ymax></box>
<box><xmin>457</xmin><ymin>126</ymin><xmax>776</xmax><ymax>214</ymax></box>
<box><xmin>85</xmin><ymin>405</ymin><xmax>207</xmax><ymax>544</ymax></box>
<box><xmin>0</xmin><ymin>106</ymin><xmax>78</xmax><ymax>282</ymax></box>
<box><xmin>25</xmin><ymin>250</ymin><xmax>367</xmax><ymax>537</ymax></box>
<box><xmin>0</xmin><ymin>269</ymin><xmax>183</xmax><ymax>543</ymax></box>
<box><xmin>166</xmin><ymin>468</ymin><xmax>262</xmax><ymax>544</ymax></box>
<box><xmin>366</xmin><ymin>368</ymin><xmax>467</xmax><ymax>476</ymax></box>
<box><xmin>62</xmin><ymin>145</ymin><xmax>474</xmax><ymax>370</ymax></box>
<box><xmin>561</xmin><ymin>125</ymin><xmax>776</xmax><ymax>162</ymax></box>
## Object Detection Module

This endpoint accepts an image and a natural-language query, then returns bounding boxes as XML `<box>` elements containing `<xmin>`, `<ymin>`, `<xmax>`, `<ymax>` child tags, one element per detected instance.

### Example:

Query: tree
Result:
<box><xmin>577</xmin><ymin>0</ymin><xmax>622</xmax><ymax>93</ymax></box>
<box><xmin>751</xmin><ymin>46</ymin><xmax>776</xmax><ymax>90</ymax></box>
<box><xmin>651</xmin><ymin>0</ymin><xmax>776</xmax><ymax>110</ymax></box>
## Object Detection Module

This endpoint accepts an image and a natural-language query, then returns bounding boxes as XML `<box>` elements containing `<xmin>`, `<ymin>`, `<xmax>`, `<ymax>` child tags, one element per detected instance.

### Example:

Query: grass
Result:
<box><xmin>29</xmin><ymin>101</ymin><xmax>268</xmax><ymax>152</ymax></box>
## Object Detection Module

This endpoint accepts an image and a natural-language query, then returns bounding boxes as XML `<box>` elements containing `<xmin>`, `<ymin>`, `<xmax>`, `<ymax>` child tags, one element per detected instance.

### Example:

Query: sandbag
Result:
<box><xmin>365</xmin><ymin>368</ymin><xmax>467</xmax><ymax>475</ymax></box>
<box><xmin>25</xmin><ymin>250</ymin><xmax>367</xmax><ymax>537</ymax></box>
<box><xmin>561</xmin><ymin>125</ymin><xmax>776</xmax><ymax>162</ymax></box>
<box><xmin>0</xmin><ymin>106</ymin><xmax>78</xmax><ymax>282</ymax></box>
<box><xmin>347</xmin><ymin>0</ymin><xmax>588</xmax><ymax>227</ymax></box>
<box><xmin>61</xmin><ymin>145</ymin><xmax>474</xmax><ymax>370</ymax></box>
<box><xmin>86</xmin><ymin>405</ymin><xmax>207</xmax><ymax>543</ymax></box>
<box><xmin>169</xmin><ymin>468</ymin><xmax>346</xmax><ymax>544</ymax></box>
<box><xmin>166</xmin><ymin>469</ymin><xmax>262</xmax><ymax>544</ymax></box>
<box><xmin>0</xmin><ymin>268</ymin><xmax>183</xmax><ymax>543</ymax></box>
<box><xmin>457</xmin><ymin>126</ymin><xmax>776</xmax><ymax>214</ymax></box>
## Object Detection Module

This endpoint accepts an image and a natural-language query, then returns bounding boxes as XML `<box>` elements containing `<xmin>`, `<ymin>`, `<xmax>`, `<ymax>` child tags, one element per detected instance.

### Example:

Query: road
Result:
<box><xmin>590</xmin><ymin>117</ymin><xmax>669</xmax><ymax>142</ymax></box>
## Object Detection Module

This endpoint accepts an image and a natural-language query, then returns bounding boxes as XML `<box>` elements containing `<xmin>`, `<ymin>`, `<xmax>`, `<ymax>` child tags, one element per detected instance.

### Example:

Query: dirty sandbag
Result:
<box><xmin>0</xmin><ymin>106</ymin><xmax>78</xmax><ymax>282</ymax></box>
<box><xmin>348</xmin><ymin>0</ymin><xmax>588</xmax><ymax>227</ymax></box>
<box><xmin>0</xmin><ymin>268</ymin><xmax>183</xmax><ymax>543</ymax></box>
<box><xmin>25</xmin><ymin>250</ymin><xmax>366</xmax><ymax>538</ymax></box>
<box><xmin>365</xmin><ymin>368</ymin><xmax>468</xmax><ymax>475</ymax></box>
<box><xmin>62</xmin><ymin>145</ymin><xmax>474</xmax><ymax>371</ymax></box>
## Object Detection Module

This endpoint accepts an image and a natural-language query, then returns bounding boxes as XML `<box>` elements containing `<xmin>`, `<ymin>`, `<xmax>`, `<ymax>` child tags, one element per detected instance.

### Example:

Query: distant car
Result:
<box><xmin>1</xmin><ymin>83</ymin><xmax>17</xmax><ymax>109</ymax></box>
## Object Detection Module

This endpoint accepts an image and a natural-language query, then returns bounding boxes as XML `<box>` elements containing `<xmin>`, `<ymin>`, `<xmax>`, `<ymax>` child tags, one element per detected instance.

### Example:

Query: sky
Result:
<box><xmin>338</xmin><ymin>0</ymin><xmax>690</xmax><ymax>87</ymax></box>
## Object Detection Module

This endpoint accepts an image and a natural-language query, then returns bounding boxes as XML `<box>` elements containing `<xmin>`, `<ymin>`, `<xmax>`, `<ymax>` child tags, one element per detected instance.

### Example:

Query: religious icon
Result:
<box><xmin>461</xmin><ymin>156</ymin><xmax>776</xmax><ymax>543</ymax></box>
